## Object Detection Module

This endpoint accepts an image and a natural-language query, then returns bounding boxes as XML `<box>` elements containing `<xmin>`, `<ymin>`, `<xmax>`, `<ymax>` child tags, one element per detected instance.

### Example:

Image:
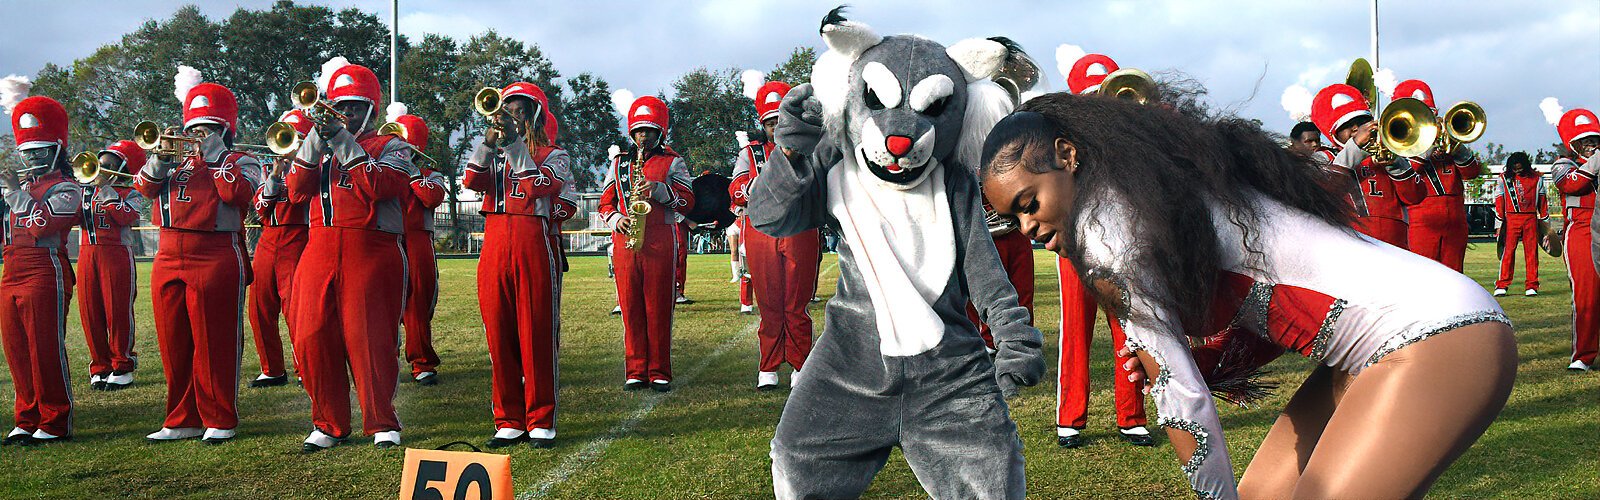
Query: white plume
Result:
<box><xmin>607</xmin><ymin>144</ymin><xmax>622</xmax><ymax>159</ymax></box>
<box><xmin>740</xmin><ymin>70</ymin><xmax>766</xmax><ymax>101</ymax></box>
<box><xmin>1280</xmin><ymin>84</ymin><xmax>1314</xmax><ymax>122</ymax></box>
<box><xmin>0</xmin><ymin>74</ymin><xmax>32</xmax><ymax>114</ymax></box>
<box><xmin>1540</xmin><ymin>97</ymin><xmax>1565</xmax><ymax>126</ymax></box>
<box><xmin>317</xmin><ymin>56</ymin><xmax>352</xmax><ymax>93</ymax></box>
<box><xmin>735</xmin><ymin>130</ymin><xmax>749</xmax><ymax>148</ymax></box>
<box><xmin>1055</xmin><ymin>43</ymin><xmax>1088</xmax><ymax>84</ymax></box>
<box><xmin>1373</xmin><ymin>67</ymin><xmax>1398</xmax><ymax>97</ymax></box>
<box><xmin>610</xmin><ymin>89</ymin><xmax>635</xmax><ymax>118</ymax></box>
<box><xmin>386</xmin><ymin>102</ymin><xmax>408</xmax><ymax>123</ymax></box>
<box><xmin>173</xmin><ymin>65</ymin><xmax>202</xmax><ymax>103</ymax></box>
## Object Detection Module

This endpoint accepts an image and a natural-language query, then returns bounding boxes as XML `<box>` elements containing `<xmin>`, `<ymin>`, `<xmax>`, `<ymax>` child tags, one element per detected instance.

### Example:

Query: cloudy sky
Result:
<box><xmin>3</xmin><ymin>0</ymin><xmax>1597</xmax><ymax>152</ymax></box>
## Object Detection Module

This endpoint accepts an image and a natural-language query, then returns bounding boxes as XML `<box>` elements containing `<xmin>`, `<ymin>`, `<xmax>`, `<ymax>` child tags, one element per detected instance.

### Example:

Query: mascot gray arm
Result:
<box><xmin>749</xmin><ymin>83</ymin><xmax>837</xmax><ymax>237</ymax></box>
<box><xmin>950</xmin><ymin>166</ymin><xmax>1045</xmax><ymax>398</ymax></box>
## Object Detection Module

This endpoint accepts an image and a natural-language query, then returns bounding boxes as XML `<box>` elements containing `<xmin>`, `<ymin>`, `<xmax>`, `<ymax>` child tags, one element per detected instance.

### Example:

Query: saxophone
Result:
<box><xmin>624</xmin><ymin>146</ymin><xmax>653</xmax><ymax>249</ymax></box>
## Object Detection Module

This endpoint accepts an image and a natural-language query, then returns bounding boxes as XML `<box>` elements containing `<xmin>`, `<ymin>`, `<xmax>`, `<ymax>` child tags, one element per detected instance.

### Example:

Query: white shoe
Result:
<box><xmin>527</xmin><ymin>428</ymin><xmax>555</xmax><ymax>440</ymax></box>
<box><xmin>493</xmin><ymin>428</ymin><xmax>527</xmax><ymax>440</ymax></box>
<box><xmin>6</xmin><ymin>427</ymin><xmax>29</xmax><ymax>439</ymax></box>
<box><xmin>105</xmin><ymin>371</ymin><xmax>134</xmax><ymax>388</ymax></box>
<box><xmin>1525</xmin><ymin>289</ymin><xmax>1538</xmax><ymax>296</ymax></box>
<box><xmin>611</xmin><ymin>305</ymin><xmax>622</xmax><ymax>315</ymax></box>
<box><xmin>373</xmin><ymin>430</ymin><xmax>402</xmax><ymax>448</ymax></box>
<box><xmin>146</xmin><ymin>427</ymin><xmax>203</xmax><ymax>441</ymax></box>
<box><xmin>30</xmin><ymin>429</ymin><xmax>61</xmax><ymax>440</ymax></box>
<box><xmin>1119</xmin><ymin>426</ymin><xmax>1151</xmax><ymax>436</ymax></box>
<box><xmin>1492</xmin><ymin>288</ymin><xmax>1507</xmax><ymax>297</ymax></box>
<box><xmin>789</xmin><ymin>369</ymin><xmax>801</xmax><ymax>387</ymax></box>
<box><xmin>757</xmin><ymin>371</ymin><xmax>779</xmax><ymax>389</ymax></box>
<box><xmin>201</xmin><ymin>428</ymin><xmax>235</xmax><ymax>443</ymax></box>
<box><xmin>90</xmin><ymin>373</ymin><xmax>105</xmax><ymax>385</ymax></box>
<box><xmin>1569</xmin><ymin>360</ymin><xmax>1592</xmax><ymax>372</ymax></box>
<box><xmin>1056</xmin><ymin>427</ymin><xmax>1082</xmax><ymax>438</ymax></box>
<box><xmin>740</xmin><ymin>304</ymin><xmax>755</xmax><ymax>314</ymax></box>
<box><xmin>302</xmin><ymin>429</ymin><xmax>341</xmax><ymax>452</ymax></box>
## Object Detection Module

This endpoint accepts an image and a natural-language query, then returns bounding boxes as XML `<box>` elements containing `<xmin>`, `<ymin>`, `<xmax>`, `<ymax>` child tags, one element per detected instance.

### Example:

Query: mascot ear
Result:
<box><xmin>819</xmin><ymin>6</ymin><xmax>880</xmax><ymax>59</ymax></box>
<box><xmin>946</xmin><ymin>38</ymin><xmax>1009</xmax><ymax>81</ymax></box>
<box><xmin>811</xmin><ymin>6</ymin><xmax>883</xmax><ymax>129</ymax></box>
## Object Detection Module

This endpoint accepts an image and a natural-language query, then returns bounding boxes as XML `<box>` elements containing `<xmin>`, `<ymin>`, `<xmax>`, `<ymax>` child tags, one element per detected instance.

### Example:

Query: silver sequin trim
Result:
<box><xmin>1365</xmin><ymin>311</ymin><xmax>1512</xmax><ymax>368</ymax></box>
<box><xmin>1236</xmin><ymin>282</ymin><xmax>1272</xmax><ymax>339</ymax></box>
<box><xmin>1157</xmin><ymin>416</ymin><xmax>1213</xmax><ymax>482</ymax></box>
<box><xmin>1309</xmin><ymin>299</ymin><xmax>1347</xmax><ymax>360</ymax></box>
<box><xmin>1123</xmin><ymin>337</ymin><xmax>1169</xmax><ymax>393</ymax></box>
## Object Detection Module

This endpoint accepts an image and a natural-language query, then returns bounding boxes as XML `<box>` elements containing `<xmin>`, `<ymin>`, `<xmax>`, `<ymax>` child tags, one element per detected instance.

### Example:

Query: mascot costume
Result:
<box><xmin>747</xmin><ymin>8</ymin><xmax>1045</xmax><ymax>499</ymax></box>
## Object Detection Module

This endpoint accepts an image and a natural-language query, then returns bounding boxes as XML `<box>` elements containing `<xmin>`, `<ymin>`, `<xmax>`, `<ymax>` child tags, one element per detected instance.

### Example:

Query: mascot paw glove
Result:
<box><xmin>993</xmin><ymin>338</ymin><xmax>1045</xmax><ymax>399</ymax></box>
<box><xmin>774</xmin><ymin>83</ymin><xmax>825</xmax><ymax>157</ymax></box>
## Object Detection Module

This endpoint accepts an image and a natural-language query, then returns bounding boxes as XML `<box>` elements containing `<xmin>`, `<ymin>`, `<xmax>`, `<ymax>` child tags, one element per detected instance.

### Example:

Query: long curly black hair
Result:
<box><xmin>982</xmin><ymin>90</ymin><xmax>1354</xmax><ymax>338</ymax></box>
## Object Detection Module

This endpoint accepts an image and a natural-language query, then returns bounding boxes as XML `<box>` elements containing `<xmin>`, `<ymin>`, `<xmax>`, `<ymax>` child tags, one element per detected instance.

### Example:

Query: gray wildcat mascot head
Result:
<box><xmin>810</xmin><ymin>6</ymin><xmax>1016</xmax><ymax>188</ymax></box>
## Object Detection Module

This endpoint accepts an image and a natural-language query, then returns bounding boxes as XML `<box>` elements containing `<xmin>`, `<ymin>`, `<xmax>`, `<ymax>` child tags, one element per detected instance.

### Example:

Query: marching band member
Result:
<box><xmin>1</xmin><ymin>92</ymin><xmax>84</xmax><ymax>446</ymax></box>
<box><xmin>728</xmin><ymin>211</ymin><xmax>756</xmax><ymax>314</ymax></box>
<box><xmin>1310</xmin><ymin>83</ymin><xmax>1427</xmax><ymax>249</ymax></box>
<box><xmin>1287</xmin><ymin>121</ymin><xmax>1322</xmax><ymax>157</ymax></box>
<box><xmin>465</xmin><ymin>82</ymin><xmax>568</xmax><ymax>448</ymax></box>
<box><xmin>389</xmin><ymin>106</ymin><xmax>445</xmax><ymax>386</ymax></box>
<box><xmin>675</xmin><ymin>216</ymin><xmax>694</xmax><ymax>304</ymax></box>
<box><xmin>136</xmin><ymin>72</ymin><xmax>261</xmax><ymax>444</ymax></box>
<box><xmin>601</xmin><ymin>93</ymin><xmax>695</xmax><ymax>392</ymax></box>
<box><xmin>1549</xmin><ymin>105</ymin><xmax>1600</xmax><ymax>371</ymax></box>
<box><xmin>1492</xmin><ymin>152</ymin><xmax>1546</xmax><ymax>296</ymax></box>
<box><xmin>1395</xmin><ymin>80</ymin><xmax>1482</xmax><ymax>271</ymax></box>
<box><xmin>730</xmin><ymin>79</ymin><xmax>820</xmax><ymax>390</ymax></box>
<box><xmin>982</xmin><ymin>92</ymin><xmax>1514</xmax><ymax>499</ymax></box>
<box><xmin>1051</xmin><ymin>51</ymin><xmax>1150</xmax><ymax>447</ymax></box>
<box><xmin>287</xmin><ymin>59</ymin><xmax>414</xmax><ymax>451</ymax></box>
<box><xmin>79</xmin><ymin>140</ymin><xmax>146</xmax><ymax>392</ymax></box>
<box><xmin>247</xmin><ymin>109</ymin><xmax>313</xmax><ymax>388</ymax></box>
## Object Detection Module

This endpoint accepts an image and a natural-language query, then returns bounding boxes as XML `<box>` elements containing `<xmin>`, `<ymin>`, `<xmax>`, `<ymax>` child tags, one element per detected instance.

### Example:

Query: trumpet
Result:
<box><xmin>133</xmin><ymin>120</ymin><xmax>202</xmax><ymax>158</ymax></box>
<box><xmin>291</xmin><ymin>81</ymin><xmax>348</xmax><ymax>128</ymax></box>
<box><xmin>1098</xmin><ymin>68</ymin><xmax>1157</xmax><ymax>105</ymax></box>
<box><xmin>623</xmin><ymin>147</ymin><xmax>653</xmax><ymax>249</ymax></box>
<box><xmin>1436</xmin><ymin>101</ymin><xmax>1486</xmax><ymax>153</ymax></box>
<box><xmin>473</xmin><ymin>86</ymin><xmax>511</xmax><ymax>131</ymax></box>
<box><xmin>71</xmin><ymin>151</ymin><xmax>135</xmax><ymax>185</ymax></box>
<box><xmin>377</xmin><ymin>121</ymin><xmax>438</xmax><ymax>166</ymax></box>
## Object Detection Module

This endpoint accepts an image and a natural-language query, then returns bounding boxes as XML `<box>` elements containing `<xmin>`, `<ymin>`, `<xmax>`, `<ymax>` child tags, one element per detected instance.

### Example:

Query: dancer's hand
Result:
<box><xmin>1118</xmin><ymin>346</ymin><xmax>1151</xmax><ymax>394</ymax></box>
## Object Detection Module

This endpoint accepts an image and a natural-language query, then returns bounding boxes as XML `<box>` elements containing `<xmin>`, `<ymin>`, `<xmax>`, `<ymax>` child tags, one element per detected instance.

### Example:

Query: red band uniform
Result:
<box><xmin>1492</xmin><ymin>161</ymin><xmax>1547</xmax><ymax>292</ymax></box>
<box><xmin>1393</xmin><ymin>80</ymin><xmax>1482</xmax><ymax>271</ymax></box>
<box><xmin>286</xmin><ymin>61</ymin><xmax>415</xmax><ymax>448</ymax></box>
<box><xmin>464</xmin><ymin>82</ymin><xmax>570</xmax><ymax>442</ymax></box>
<box><xmin>601</xmin><ymin>95</ymin><xmax>696</xmax><ymax>388</ymax></box>
<box><xmin>2</xmin><ymin>95</ymin><xmax>84</xmax><ymax>443</ymax></box>
<box><xmin>1554</xmin><ymin>108</ymin><xmax>1600</xmax><ymax>368</ymax></box>
<box><xmin>248</xmin><ymin>110</ymin><xmax>313</xmax><ymax>384</ymax></box>
<box><xmin>392</xmin><ymin>112</ymin><xmax>445</xmax><ymax>382</ymax></box>
<box><xmin>1310</xmin><ymin>84</ymin><xmax>1426</xmax><ymax>249</ymax></box>
<box><xmin>79</xmin><ymin>140</ymin><xmax>147</xmax><ymax>390</ymax></box>
<box><xmin>731</xmin><ymin>81</ymin><xmax>820</xmax><ymax>385</ymax></box>
<box><xmin>133</xmin><ymin>81</ymin><xmax>261</xmax><ymax>439</ymax></box>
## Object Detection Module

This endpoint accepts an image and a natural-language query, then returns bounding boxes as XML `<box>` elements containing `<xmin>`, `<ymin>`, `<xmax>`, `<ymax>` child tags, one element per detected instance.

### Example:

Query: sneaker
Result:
<box><xmin>2</xmin><ymin>427</ymin><xmax>33</xmax><ymax>446</ymax></box>
<box><xmin>740</xmin><ymin>304</ymin><xmax>755</xmax><ymax>315</ymax></box>
<box><xmin>201</xmin><ymin>428</ymin><xmax>235</xmax><ymax>444</ymax></box>
<box><xmin>25</xmin><ymin>429</ymin><xmax>69</xmax><ymax>445</ymax></box>
<box><xmin>1119</xmin><ymin>426</ymin><xmax>1155</xmax><ymax>447</ymax></box>
<box><xmin>527</xmin><ymin>428</ymin><xmax>555</xmax><ymax>449</ymax></box>
<box><xmin>1525</xmin><ymin>289</ymin><xmax>1538</xmax><ymax>296</ymax></box>
<box><xmin>373</xmin><ymin>431</ymin><xmax>402</xmax><ymax>449</ymax></box>
<box><xmin>675</xmin><ymin>294</ymin><xmax>694</xmax><ymax>305</ymax></box>
<box><xmin>250</xmin><ymin>373</ymin><xmax>288</xmax><ymax>388</ymax></box>
<box><xmin>1057</xmin><ymin>427</ymin><xmax>1084</xmax><ymax>449</ymax></box>
<box><xmin>104</xmin><ymin>371</ymin><xmax>133</xmax><ymax>391</ymax></box>
<box><xmin>651</xmin><ymin>379</ymin><xmax>672</xmax><ymax>392</ymax></box>
<box><xmin>756</xmin><ymin>371</ymin><xmax>779</xmax><ymax>391</ymax></box>
<box><xmin>146</xmin><ymin>427</ymin><xmax>204</xmax><ymax>442</ymax></box>
<box><xmin>1569</xmin><ymin>360</ymin><xmax>1592</xmax><ymax>372</ymax></box>
<box><xmin>810</xmin><ymin>296</ymin><xmax>822</xmax><ymax>303</ymax></box>
<box><xmin>623</xmin><ymin>379</ymin><xmax>647</xmax><ymax>391</ymax></box>
<box><xmin>90</xmin><ymin>373</ymin><xmax>107</xmax><ymax>391</ymax></box>
<box><xmin>485</xmin><ymin>428</ymin><xmax>527</xmax><ymax>449</ymax></box>
<box><xmin>301</xmin><ymin>429</ymin><xmax>344</xmax><ymax>453</ymax></box>
<box><xmin>1493</xmin><ymin>288</ymin><xmax>1507</xmax><ymax>297</ymax></box>
<box><xmin>611</xmin><ymin>305</ymin><xmax>622</xmax><ymax>315</ymax></box>
<box><xmin>415</xmin><ymin>371</ymin><xmax>439</xmax><ymax>386</ymax></box>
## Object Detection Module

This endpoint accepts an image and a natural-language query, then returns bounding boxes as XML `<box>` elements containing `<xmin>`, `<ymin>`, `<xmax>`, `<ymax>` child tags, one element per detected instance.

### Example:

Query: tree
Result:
<box><xmin>766</xmin><ymin>47</ymin><xmax>817</xmax><ymax>87</ymax></box>
<box><xmin>559</xmin><ymin>73</ymin><xmax>624</xmax><ymax>191</ymax></box>
<box><xmin>667</xmin><ymin>67</ymin><xmax>755</xmax><ymax>178</ymax></box>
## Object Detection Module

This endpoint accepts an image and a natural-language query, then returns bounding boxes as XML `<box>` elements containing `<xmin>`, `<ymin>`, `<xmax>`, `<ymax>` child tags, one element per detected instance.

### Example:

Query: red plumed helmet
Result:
<box><xmin>1393</xmin><ymin>79</ymin><xmax>1435</xmax><ymax>111</ymax></box>
<box><xmin>102</xmin><ymin>139</ymin><xmax>147</xmax><ymax>171</ymax></box>
<box><xmin>327</xmin><ymin>63</ymin><xmax>382</xmax><ymax>106</ymax></box>
<box><xmin>628</xmin><ymin>95</ymin><xmax>670</xmax><ymax>133</ymax></box>
<box><xmin>1311</xmin><ymin>84</ymin><xmax>1372</xmax><ymax>143</ymax></box>
<box><xmin>502</xmin><ymin>81</ymin><xmax>559</xmax><ymax>145</ymax></box>
<box><xmin>1558</xmin><ymin>108</ymin><xmax>1600</xmax><ymax>150</ymax></box>
<box><xmin>11</xmin><ymin>95</ymin><xmax>69</xmax><ymax>151</ymax></box>
<box><xmin>393</xmin><ymin>114</ymin><xmax>430</xmax><ymax>151</ymax></box>
<box><xmin>279</xmin><ymin>109</ymin><xmax>315</xmax><ymax>137</ymax></box>
<box><xmin>1067</xmin><ymin>54</ymin><xmax>1119</xmax><ymax>95</ymax></box>
<box><xmin>183</xmin><ymin>82</ymin><xmax>239</xmax><ymax>132</ymax></box>
<box><xmin>754</xmin><ymin>81</ymin><xmax>791</xmax><ymax>121</ymax></box>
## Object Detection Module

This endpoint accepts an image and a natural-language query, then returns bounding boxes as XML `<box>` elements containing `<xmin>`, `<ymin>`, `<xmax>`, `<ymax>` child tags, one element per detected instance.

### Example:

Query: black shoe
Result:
<box><xmin>1120</xmin><ymin>432</ymin><xmax>1155</xmax><ymax>447</ymax></box>
<box><xmin>21</xmin><ymin>435</ymin><xmax>70</xmax><ymax>446</ymax></box>
<box><xmin>415</xmin><ymin>372</ymin><xmax>440</xmax><ymax>386</ymax></box>
<box><xmin>528</xmin><ymin>438</ymin><xmax>555</xmax><ymax>449</ymax></box>
<box><xmin>375</xmin><ymin>441</ymin><xmax>399</xmax><ymax>450</ymax></box>
<box><xmin>1057</xmin><ymin>434</ymin><xmax>1084</xmax><ymax>449</ymax></box>
<box><xmin>485</xmin><ymin>435</ymin><xmax>528</xmax><ymax>449</ymax></box>
<box><xmin>651</xmin><ymin>381</ymin><xmax>672</xmax><ymax>393</ymax></box>
<box><xmin>1</xmin><ymin>434</ymin><xmax>34</xmax><ymax>447</ymax></box>
<box><xmin>250</xmin><ymin>375</ymin><xmax>289</xmax><ymax>388</ymax></box>
<box><xmin>92</xmin><ymin>379</ymin><xmax>108</xmax><ymax>391</ymax></box>
<box><xmin>623</xmin><ymin>380</ymin><xmax>647</xmax><ymax>391</ymax></box>
<box><xmin>756</xmin><ymin>383</ymin><xmax>778</xmax><ymax>392</ymax></box>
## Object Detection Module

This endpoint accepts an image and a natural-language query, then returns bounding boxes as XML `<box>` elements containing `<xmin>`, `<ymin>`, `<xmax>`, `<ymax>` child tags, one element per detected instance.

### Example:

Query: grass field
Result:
<box><xmin>0</xmin><ymin>244</ymin><xmax>1596</xmax><ymax>499</ymax></box>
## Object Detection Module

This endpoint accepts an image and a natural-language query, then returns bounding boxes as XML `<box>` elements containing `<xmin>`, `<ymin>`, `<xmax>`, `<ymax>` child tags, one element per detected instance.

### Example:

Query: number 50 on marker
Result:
<box><xmin>399</xmin><ymin>447</ymin><xmax>512</xmax><ymax>500</ymax></box>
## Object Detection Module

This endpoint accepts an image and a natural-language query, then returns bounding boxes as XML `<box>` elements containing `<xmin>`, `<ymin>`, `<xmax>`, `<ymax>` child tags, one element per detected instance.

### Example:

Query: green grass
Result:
<box><xmin>0</xmin><ymin>244</ymin><xmax>1596</xmax><ymax>498</ymax></box>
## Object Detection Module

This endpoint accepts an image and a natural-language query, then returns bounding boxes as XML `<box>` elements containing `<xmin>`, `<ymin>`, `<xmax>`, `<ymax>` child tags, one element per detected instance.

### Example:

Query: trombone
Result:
<box><xmin>291</xmin><ymin>81</ymin><xmax>348</xmax><ymax>128</ymax></box>
<box><xmin>1098</xmin><ymin>68</ymin><xmax>1157</xmax><ymax>105</ymax></box>
<box><xmin>71</xmin><ymin>151</ymin><xmax>135</xmax><ymax>185</ymax></box>
<box><xmin>377</xmin><ymin>121</ymin><xmax>438</xmax><ymax>166</ymax></box>
<box><xmin>133</xmin><ymin>120</ymin><xmax>202</xmax><ymax>158</ymax></box>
